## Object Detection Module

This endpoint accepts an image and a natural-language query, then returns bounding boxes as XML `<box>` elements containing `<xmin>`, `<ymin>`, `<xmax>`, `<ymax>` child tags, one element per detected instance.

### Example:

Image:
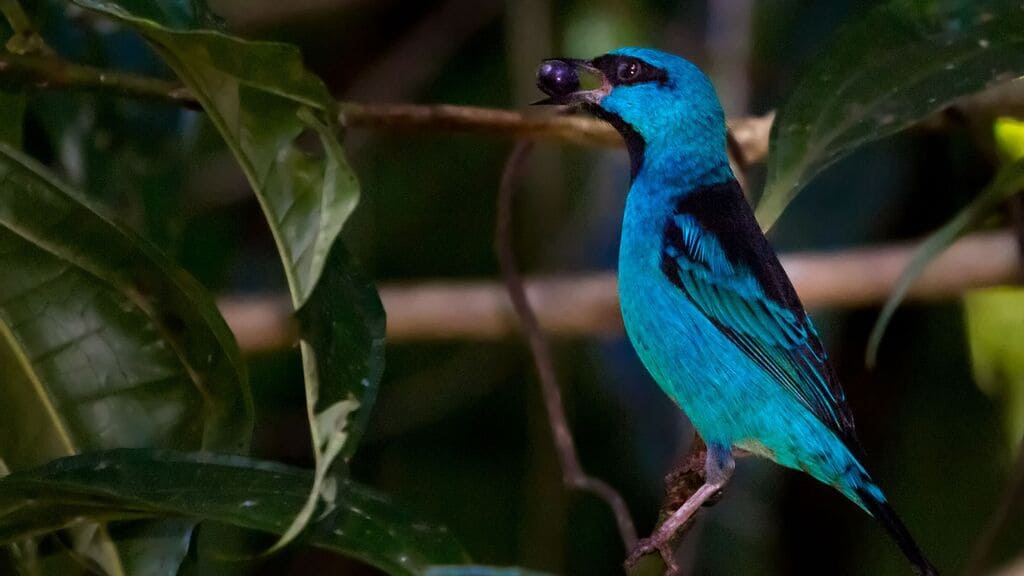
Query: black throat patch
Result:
<box><xmin>586</xmin><ymin>105</ymin><xmax>645</xmax><ymax>182</ymax></box>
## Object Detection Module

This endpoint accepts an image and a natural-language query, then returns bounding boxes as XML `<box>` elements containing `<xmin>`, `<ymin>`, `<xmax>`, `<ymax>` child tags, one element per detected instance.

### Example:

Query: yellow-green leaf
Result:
<box><xmin>964</xmin><ymin>287</ymin><xmax>1024</xmax><ymax>450</ymax></box>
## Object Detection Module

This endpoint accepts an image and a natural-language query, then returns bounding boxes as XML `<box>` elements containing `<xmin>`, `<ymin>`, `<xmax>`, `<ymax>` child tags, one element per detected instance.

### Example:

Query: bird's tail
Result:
<box><xmin>853</xmin><ymin>483</ymin><xmax>939</xmax><ymax>576</ymax></box>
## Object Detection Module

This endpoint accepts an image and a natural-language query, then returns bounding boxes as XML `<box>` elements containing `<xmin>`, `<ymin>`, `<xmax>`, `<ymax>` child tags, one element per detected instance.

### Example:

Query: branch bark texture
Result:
<box><xmin>222</xmin><ymin>230</ymin><xmax>1020</xmax><ymax>352</ymax></box>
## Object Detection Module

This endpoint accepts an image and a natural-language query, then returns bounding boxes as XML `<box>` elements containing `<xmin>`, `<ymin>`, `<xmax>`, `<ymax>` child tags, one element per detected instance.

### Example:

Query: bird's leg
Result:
<box><xmin>625</xmin><ymin>443</ymin><xmax>735</xmax><ymax>575</ymax></box>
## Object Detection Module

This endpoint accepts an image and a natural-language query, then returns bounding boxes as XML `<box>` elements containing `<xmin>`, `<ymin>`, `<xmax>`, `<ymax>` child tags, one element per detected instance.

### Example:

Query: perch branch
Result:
<box><xmin>0</xmin><ymin>52</ymin><xmax>772</xmax><ymax>160</ymax></box>
<box><xmin>496</xmin><ymin>139</ymin><xmax>638</xmax><ymax>550</ymax></box>
<box><xmin>340</xmin><ymin>103</ymin><xmax>773</xmax><ymax>163</ymax></box>
<box><xmin>0</xmin><ymin>52</ymin><xmax>195</xmax><ymax>106</ymax></box>
<box><xmin>220</xmin><ymin>229</ymin><xmax>1021</xmax><ymax>352</ymax></box>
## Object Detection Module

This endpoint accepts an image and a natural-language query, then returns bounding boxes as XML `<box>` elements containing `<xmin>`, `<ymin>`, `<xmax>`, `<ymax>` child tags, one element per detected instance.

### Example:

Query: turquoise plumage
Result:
<box><xmin>537</xmin><ymin>48</ymin><xmax>937</xmax><ymax>575</ymax></box>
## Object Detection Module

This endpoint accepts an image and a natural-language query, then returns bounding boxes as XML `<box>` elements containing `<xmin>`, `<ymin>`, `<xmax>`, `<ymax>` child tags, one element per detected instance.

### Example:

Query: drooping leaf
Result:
<box><xmin>297</xmin><ymin>243</ymin><xmax>385</xmax><ymax>465</ymax></box>
<box><xmin>964</xmin><ymin>288</ymin><xmax>1024</xmax><ymax>451</ymax></box>
<box><xmin>71</xmin><ymin>1</ymin><xmax>381</xmax><ymax>551</ymax></box>
<box><xmin>0</xmin><ymin>143</ymin><xmax>252</xmax><ymax>572</ymax></box>
<box><xmin>757</xmin><ymin>0</ymin><xmax>1024</xmax><ymax>230</ymax></box>
<box><xmin>71</xmin><ymin>0</ymin><xmax>352</xmax><ymax>307</ymax></box>
<box><xmin>0</xmin><ymin>450</ymin><xmax>470</xmax><ymax>576</ymax></box>
<box><xmin>866</xmin><ymin>157</ymin><xmax>1024</xmax><ymax>364</ymax></box>
<box><xmin>269</xmin><ymin>243</ymin><xmax>386</xmax><ymax>551</ymax></box>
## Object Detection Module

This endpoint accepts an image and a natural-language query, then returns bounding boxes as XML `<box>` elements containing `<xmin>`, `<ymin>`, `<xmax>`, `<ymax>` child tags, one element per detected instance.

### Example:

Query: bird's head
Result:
<box><xmin>537</xmin><ymin>47</ymin><xmax>728</xmax><ymax>182</ymax></box>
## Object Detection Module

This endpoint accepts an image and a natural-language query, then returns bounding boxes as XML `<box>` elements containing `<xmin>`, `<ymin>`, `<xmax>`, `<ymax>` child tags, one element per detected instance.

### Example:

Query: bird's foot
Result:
<box><xmin>624</xmin><ymin>531</ymin><xmax>681</xmax><ymax>575</ymax></box>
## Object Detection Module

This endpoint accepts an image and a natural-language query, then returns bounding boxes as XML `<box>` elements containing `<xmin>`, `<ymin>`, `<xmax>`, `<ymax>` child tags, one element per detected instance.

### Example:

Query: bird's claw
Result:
<box><xmin>624</xmin><ymin>535</ymin><xmax>681</xmax><ymax>575</ymax></box>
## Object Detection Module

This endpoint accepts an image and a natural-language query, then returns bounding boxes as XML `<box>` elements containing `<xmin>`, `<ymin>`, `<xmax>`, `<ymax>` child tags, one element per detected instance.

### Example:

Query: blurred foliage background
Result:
<box><xmin>3</xmin><ymin>0</ymin><xmax>1024</xmax><ymax>574</ymax></box>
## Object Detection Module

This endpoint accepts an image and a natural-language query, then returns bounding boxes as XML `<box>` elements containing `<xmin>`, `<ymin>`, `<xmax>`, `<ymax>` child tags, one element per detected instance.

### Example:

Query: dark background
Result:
<box><xmin>22</xmin><ymin>0</ymin><xmax>1024</xmax><ymax>574</ymax></box>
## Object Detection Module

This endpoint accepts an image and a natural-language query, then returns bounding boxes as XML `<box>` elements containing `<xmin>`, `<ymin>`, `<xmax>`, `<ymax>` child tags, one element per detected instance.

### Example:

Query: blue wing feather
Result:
<box><xmin>661</xmin><ymin>179</ymin><xmax>858</xmax><ymax>446</ymax></box>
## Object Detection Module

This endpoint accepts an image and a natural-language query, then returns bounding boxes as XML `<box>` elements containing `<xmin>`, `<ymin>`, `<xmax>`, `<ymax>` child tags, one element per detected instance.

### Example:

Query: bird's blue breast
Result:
<box><xmin>618</xmin><ymin>173</ymin><xmax>764</xmax><ymax>446</ymax></box>
<box><xmin>618</xmin><ymin>173</ymin><xmax>867</xmax><ymax>499</ymax></box>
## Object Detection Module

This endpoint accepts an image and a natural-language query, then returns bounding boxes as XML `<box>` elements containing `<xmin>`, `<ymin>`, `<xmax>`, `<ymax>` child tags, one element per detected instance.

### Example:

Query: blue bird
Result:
<box><xmin>536</xmin><ymin>48</ymin><xmax>937</xmax><ymax>575</ymax></box>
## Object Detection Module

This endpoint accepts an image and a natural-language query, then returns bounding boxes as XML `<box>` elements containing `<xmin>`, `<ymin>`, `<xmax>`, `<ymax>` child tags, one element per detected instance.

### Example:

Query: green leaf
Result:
<box><xmin>0</xmin><ymin>143</ymin><xmax>252</xmax><ymax>458</ymax></box>
<box><xmin>0</xmin><ymin>143</ymin><xmax>252</xmax><ymax>572</ymax></box>
<box><xmin>866</xmin><ymin>157</ymin><xmax>1024</xmax><ymax>365</ymax></box>
<box><xmin>297</xmin><ymin>243</ymin><xmax>385</xmax><ymax>464</ymax></box>
<box><xmin>71</xmin><ymin>0</ymin><xmax>353</xmax><ymax>306</ymax></box>
<box><xmin>269</xmin><ymin>243</ymin><xmax>385</xmax><ymax>551</ymax></box>
<box><xmin>73</xmin><ymin>0</ymin><xmax>379</xmax><ymax>551</ymax></box>
<box><xmin>757</xmin><ymin>0</ymin><xmax>1024</xmax><ymax>230</ymax></box>
<box><xmin>0</xmin><ymin>450</ymin><xmax>470</xmax><ymax>576</ymax></box>
<box><xmin>964</xmin><ymin>288</ymin><xmax>1024</xmax><ymax>451</ymax></box>
<box><xmin>995</xmin><ymin>116</ymin><xmax>1024</xmax><ymax>162</ymax></box>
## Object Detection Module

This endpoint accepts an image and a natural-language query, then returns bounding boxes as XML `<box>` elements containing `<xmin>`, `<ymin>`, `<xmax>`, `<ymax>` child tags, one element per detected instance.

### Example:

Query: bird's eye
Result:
<box><xmin>617</xmin><ymin>61</ymin><xmax>641</xmax><ymax>82</ymax></box>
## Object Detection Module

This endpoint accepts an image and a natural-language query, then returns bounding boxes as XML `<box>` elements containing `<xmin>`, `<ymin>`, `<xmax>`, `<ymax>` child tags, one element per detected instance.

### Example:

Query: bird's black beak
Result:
<box><xmin>534</xmin><ymin>58</ymin><xmax>610</xmax><ymax>106</ymax></box>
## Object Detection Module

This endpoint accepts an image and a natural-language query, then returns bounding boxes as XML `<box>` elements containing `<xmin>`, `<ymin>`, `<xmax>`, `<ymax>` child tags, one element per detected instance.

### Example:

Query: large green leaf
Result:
<box><xmin>757</xmin><ymin>0</ymin><xmax>1024</xmax><ymax>230</ymax></box>
<box><xmin>964</xmin><ymin>288</ymin><xmax>1024</xmax><ymax>451</ymax></box>
<box><xmin>72</xmin><ymin>0</ymin><xmax>382</xmax><ymax>551</ymax></box>
<box><xmin>72</xmin><ymin>0</ymin><xmax>352</xmax><ymax>307</ymax></box>
<box><xmin>272</xmin><ymin>243</ymin><xmax>386</xmax><ymax>552</ymax></box>
<box><xmin>0</xmin><ymin>143</ymin><xmax>252</xmax><ymax>572</ymax></box>
<box><xmin>0</xmin><ymin>450</ymin><xmax>470</xmax><ymax>576</ymax></box>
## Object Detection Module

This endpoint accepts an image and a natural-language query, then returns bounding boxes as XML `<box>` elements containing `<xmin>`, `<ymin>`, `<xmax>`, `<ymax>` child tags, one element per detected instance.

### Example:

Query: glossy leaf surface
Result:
<box><xmin>72</xmin><ymin>1</ymin><xmax>383</xmax><ymax>550</ymax></box>
<box><xmin>758</xmin><ymin>0</ymin><xmax>1024</xmax><ymax>229</ymax></box>
<box><xmin>0</xmin><ymin>142</ymin><xmax>251</xmax><ymax>572</ymax></box>
<box><xmin>0</xmin><ymin>450</ymin><xmax>469</xmax><ymax>576</ymax></box>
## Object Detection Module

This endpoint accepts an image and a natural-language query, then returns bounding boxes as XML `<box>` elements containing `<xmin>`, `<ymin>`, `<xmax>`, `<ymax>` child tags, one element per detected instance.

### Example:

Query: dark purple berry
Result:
<box><xmin>537</xmin><ymin>59</ymin><xmax>580</xmax><ymax>97</ymax></box>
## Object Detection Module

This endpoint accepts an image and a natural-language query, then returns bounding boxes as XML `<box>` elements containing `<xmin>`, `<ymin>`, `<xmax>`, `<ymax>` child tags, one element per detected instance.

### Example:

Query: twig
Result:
<box><xmin>0</xmin><ymin>53</ymin><xmax>195</xmax><ymax>107</ymax></box>
<box><xmin>341</xmin><ymin>103</ymin><xmax>774</xmax><ymax>163</ymax></box>
<box><xmin>495</xmin><ymin>139</ymin><xmax>638</xmax><ymax>550</ymax></box>
<box><xmin>622</xmin><ymin>434</ymin><xmax>709</xmax><ymax>574</ymax></box>
<box><xmin>661</xmin><ymin>436</ymin><xmax>709</xmax><ymax>513</ymax></box>
<box><xmin>340</xmin><ymin>102</ymin><xmax>622</xmax><ymax>145</ymax></box>
<box><xmin>0</xmin><ymin>50</ymin><xmax>773</xmax><ymax>159</ymax></box>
